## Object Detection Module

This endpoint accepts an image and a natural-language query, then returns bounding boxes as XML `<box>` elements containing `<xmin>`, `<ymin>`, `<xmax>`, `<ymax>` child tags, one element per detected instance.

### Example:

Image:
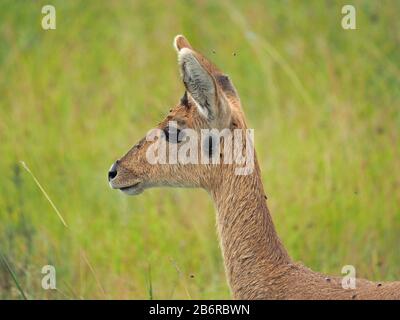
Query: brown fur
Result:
<box><xmin>109</xmin><ymin>35</ymin><xmax>400</xmax><ymax>299</ymax></box>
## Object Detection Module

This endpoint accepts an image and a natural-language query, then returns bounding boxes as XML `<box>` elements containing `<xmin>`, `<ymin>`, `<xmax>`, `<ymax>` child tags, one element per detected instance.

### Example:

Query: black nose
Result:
<box><xmin>108</xmin><ymin>161</ymin><xmax>118</xmax><ymax>181</ymax></box>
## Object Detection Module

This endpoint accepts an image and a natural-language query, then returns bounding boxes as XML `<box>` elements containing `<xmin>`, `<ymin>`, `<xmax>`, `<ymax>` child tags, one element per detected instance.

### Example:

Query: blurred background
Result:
<box><xmin>0</xmin><ymin>0</ymin><xmax>399</xmax><ymax>299</ymax></box>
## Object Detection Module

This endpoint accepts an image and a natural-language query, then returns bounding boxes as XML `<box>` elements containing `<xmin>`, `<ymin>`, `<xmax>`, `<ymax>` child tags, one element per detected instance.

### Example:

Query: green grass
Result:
<box><xmin>0</xmin><ymin>0</ymin><xmax>399</xmax><ymax>299</ymax></box>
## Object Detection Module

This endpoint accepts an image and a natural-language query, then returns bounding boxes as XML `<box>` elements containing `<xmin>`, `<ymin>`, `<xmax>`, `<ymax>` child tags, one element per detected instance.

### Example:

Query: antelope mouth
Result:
<box><xmin>119</xmin><ymin>182</ymin><xmax>143</xmax><ymax>195</ymax></box>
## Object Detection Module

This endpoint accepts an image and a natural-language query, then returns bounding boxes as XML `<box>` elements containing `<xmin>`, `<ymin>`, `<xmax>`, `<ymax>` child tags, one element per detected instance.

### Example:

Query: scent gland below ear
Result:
<box><xmin>164</xmin><ymin>126</ymin><xmax>184</xmax><ymax>143</ymax></box>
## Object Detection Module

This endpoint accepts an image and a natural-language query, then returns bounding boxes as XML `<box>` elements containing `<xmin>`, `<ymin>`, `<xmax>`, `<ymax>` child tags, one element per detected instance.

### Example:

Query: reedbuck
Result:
<box><xmin>109</xmin><ymin>35</ymin><xmax>400</xmax><ymax>299</ymax></box>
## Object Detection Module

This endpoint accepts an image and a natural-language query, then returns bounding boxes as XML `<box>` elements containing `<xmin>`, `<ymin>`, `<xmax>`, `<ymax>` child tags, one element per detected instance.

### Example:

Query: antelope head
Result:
<box><xmin>108</xmin><ymin>35</ymin><xmax>251</xmax><ymax>196</ymax></box>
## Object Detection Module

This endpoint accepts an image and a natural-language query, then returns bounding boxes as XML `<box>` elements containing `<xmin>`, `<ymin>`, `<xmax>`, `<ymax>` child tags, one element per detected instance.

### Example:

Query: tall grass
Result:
<box><xmin>0</xmin><ymin>0</ymin><xmax>399</xmax><ymax>299</ymax></box>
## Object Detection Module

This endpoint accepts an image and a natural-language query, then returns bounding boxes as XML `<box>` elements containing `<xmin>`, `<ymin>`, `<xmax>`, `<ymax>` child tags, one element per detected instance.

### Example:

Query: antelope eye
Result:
<box><xmin>163</xmin><ymin>126</ymin><xmax>184</xmax><ymax>143</ymax></box>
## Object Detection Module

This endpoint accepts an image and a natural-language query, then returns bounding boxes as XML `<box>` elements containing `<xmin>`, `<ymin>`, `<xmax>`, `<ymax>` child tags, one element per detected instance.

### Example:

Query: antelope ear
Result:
<box><xmin>178</xmin><ymin>48</ymin><xmax>217</xmax><ymax>120</ymax></box>
<box><xmin>175</xmin><ymin>42</ymin><xmax>230</xmax><ymax>125</ymax></box>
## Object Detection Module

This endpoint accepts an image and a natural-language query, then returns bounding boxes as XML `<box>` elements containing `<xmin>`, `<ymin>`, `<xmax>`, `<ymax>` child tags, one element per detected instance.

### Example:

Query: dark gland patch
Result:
<box><xmin>133</xmin><ymin>137</ymin><xmax>146</xmax><ymax>150</ymax></box>
<box><xmin>164</xmin><ymin>126</ymin><xmax>184</xmax><ymax>144</ymax></box>
<box><xmin>216</xmin><ymin>74</ymin><xmax>237</xmax><ymax>97</ymax></box>
<box><xmin>180</xmin><ymin>91</ymin><xmax>189</xmax><ymax>108</ymax></box>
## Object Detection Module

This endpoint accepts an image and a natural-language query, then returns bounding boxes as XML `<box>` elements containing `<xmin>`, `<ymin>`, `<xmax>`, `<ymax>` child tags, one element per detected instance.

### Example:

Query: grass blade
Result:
<box><xmin>81</xmin><ymin>250</ymin><xmax>107</xmax><ymax>298</ymax></box>
<box><xmin>20</xmin><ymin>161</ymin><xmax>68</xmax><ymax>228</ymax></box>
<box><xmin>170</xmin><ymin>258</ymin><xmax>192</xmax><ymax>300</ymax></box>
<box><xmin>222</xmin><ymin>0</ymin><xmax>313</xmax><ymax>107</ymax></box>
<box><xmin>147</xmin><ymin>263</ymin><xmax>153</xmax><ymax>300</ymax></box>
<box><xmin>0</xmin><ymin>252</ymin><xmax>28</xmax><ymax>300</ymax></box>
